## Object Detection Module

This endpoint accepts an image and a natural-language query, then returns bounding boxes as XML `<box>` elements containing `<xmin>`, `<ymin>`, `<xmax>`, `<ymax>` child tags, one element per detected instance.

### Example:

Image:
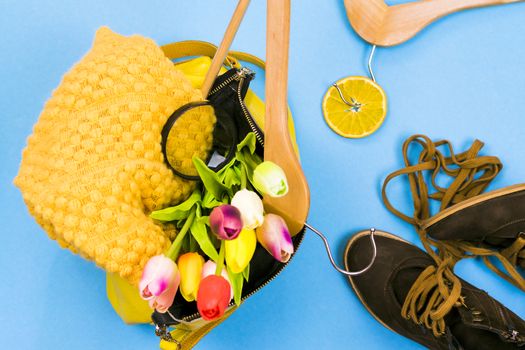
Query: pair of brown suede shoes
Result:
<box><xmin>345</xmin><ymin>135</ymin><xmax>524</xmax><ymax>349</ymax></box>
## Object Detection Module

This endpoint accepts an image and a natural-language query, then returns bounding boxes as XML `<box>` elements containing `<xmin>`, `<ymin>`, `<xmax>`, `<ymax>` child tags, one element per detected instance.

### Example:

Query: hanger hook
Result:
<box><xmin>332</xmin><ymin>82</ymin><xmax>361</xmax><ymax>110</ymax></box>
<box><xmin>368</xmin><ymin>45</ymin><xmax>377</xmax><ymax>82</ymax></box>
<box><xmin>304</xmin><ymin>223</ymin><xmax>377</xmax><ymax>276</ymax></box>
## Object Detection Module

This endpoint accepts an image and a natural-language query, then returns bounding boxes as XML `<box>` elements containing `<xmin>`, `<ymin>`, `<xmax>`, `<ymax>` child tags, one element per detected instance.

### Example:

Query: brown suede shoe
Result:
<box><xmin>422</xmin><ymin>185</ymin><xmax>525</xmax><ymax>285</ymax></box>
<box><xmin>345</xmin><ymin>229</ymin><xmax>525</xmax><ymax>350</ymax></box>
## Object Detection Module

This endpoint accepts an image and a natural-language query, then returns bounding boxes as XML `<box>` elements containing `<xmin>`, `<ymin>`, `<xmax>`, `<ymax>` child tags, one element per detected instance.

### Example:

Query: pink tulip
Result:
<box><xmin>256</xmin><ymin>214</ymin><xmax>294</xmax><ymax>263</ymax></box>
<box><xmin>210</xmin><ymin>204</ymin><xmax>243</xmax><ymax>240</ymax></box>
<box><xmin>139</xmin><ymin>255</ymin><xmax>180</xmax><ymax>313</ymax></box>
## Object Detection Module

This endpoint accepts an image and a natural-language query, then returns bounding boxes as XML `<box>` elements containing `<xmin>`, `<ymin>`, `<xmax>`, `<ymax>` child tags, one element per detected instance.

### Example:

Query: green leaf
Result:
<box><xmin>227</xmin><ymin>265</ymin><xmax>244</xmax><ymax>306</ymax></box>
<box><xmin>223</xmin><ymin>167</ymin><xmax>241</xmax><ymax>188</ymax></box>
<box><xmin>230</xmin><ymin>133</ymin><xmax>262</xmax><ymax>191</ymax></box>
<box><xmin>182</xmin><ymin>235</ymin><xmax>191</xmax><ymax>254</ymax></box>
<box><xmin>193</xmin><ymin>156</ymin><xmax>231</xmax><ymax>199</ymax></box>
<box><xmin>237</xmin><ymin>133</ymin><xmax>257</xmax><ymax>154</ymax></box>
<box><xmin>217</xmin><ymin>156</ymin><xmax>238</xmax><ymax>179</ymax></box>
<box><xmin>150</xmin><ymin>190</ymin><xmax>201</xmax><ymax>222</ymax></box>
<box><xmin>234</xmin><ymin>147</ymin><xmax>246</xmax><ymax>166</ymax></box>
<box><xmin>242</xmin><ymin>263</ymin><xmax>250</xmax><ymax>282</ymax></box>
<box><xmin>197</xmin><ymin>215</ymin><xmax>210</xmax><ymax>226</ymax></box>
<box><xmin>195</xmin><ymin>202</ymin><xmax>202</xmax><ymax>217</ymax></box>
<box><xmin>235</xmin><ymin>146</ymin><xmax>261</xmax><ymax>186</ymax></box>
<box><xmin>196</xmin><ymin>216</ymin><xmax>221</xmax><ymax>247</ymax></box>
<box><xmin>190</xmin><ymin>218</ymin><xmax>219</xmax><ymax>261</ymax></box>
<box><xmin>244</xmin><ymin>148</ymin><xmax>261</xmax><ymax>170</ymax></box>
<box><xmin>202</xmin><ymin>190</ymin><xmax>222</xmax><ymax>209</ymax></box>
<box><xmin>189</xmin><ymin>234</ymin><xmax>198</xmax><ymax>252</ymax></box>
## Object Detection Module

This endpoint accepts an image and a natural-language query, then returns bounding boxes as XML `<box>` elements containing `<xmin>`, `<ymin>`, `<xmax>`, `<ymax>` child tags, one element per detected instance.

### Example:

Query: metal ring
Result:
<box><xmin>305</xmin><ymin>223</ymin><xmax>377</xmax><ymax>276</ymax></box>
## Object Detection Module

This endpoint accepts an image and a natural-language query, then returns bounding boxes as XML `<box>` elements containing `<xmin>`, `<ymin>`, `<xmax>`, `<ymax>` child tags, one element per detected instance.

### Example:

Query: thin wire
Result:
<box><xmin>305</xmin><ymin>223</ymin><xmax>377</xmax><ymax>276</ymax></box>
<box><xmin>368</xmin><ymin>45</ymin><xmax>377</xmax><ymax>82</ymax></box>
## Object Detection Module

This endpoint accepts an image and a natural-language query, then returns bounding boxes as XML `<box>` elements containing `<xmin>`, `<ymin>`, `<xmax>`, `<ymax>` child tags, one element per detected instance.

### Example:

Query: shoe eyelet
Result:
<box><xmin>471</xmin><ymin>310</ymin><xmax>482</xmax><ymax>316</ymax></box>
<box><xmin>507</xmin><ymin>330</ymin><xmax>520</xmax><ymax>341</ymax></box>
<box><xmin>472</xmin><ymin>317</ymin><xmax>484</xmax><ymax>322</ymax></box>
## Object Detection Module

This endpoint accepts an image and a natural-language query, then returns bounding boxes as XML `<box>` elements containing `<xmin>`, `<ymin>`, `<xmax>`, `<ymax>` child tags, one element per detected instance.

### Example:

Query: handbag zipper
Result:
<box><xmin>207</xmin><ymin>68</ymin><xmax>248</xmax><ymax>97</ymax></box>
<box><xmin>236</xmin><ymin>75</ymin><xmax>264</xmax><ymax>147</ymax></box>
<box><xmin>176</xmin><ymin>230</ymin><xmax>305</xmax><ymax>323</ymax></box>
<box><xmin>208</xmin><ymin>67</ymin><xmax>264</xmax><ymax>147</ymax></box>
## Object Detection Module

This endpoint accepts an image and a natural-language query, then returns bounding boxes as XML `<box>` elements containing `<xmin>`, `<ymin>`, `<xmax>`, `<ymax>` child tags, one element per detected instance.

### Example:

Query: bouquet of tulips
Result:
<box><xmin>138</xmin><ymin>133</ymin><xmax>293</xmax><ymax>321</ymax></box>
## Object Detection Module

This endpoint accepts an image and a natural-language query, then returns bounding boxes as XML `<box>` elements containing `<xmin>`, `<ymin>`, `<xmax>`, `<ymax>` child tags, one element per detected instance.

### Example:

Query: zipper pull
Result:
<box><xmin>155</xmin><ymin>324</ymin><xmax>182</xmax><ymax>348</ymax></box>
<box><xmin>236</xmin><ymin>67</ymin><xmax>254</xmax><ymax>80</ymax></box>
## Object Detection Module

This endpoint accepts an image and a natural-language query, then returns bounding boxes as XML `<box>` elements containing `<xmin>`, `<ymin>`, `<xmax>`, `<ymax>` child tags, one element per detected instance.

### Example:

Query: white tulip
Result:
<box><xmin>231</xmin><ymin>189</ymin><xmax>264</xmax><ymax>229</ymax></box>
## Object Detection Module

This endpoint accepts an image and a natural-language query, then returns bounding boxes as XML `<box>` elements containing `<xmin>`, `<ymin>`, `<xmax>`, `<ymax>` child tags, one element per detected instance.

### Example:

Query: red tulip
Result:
<box><xmin>201</xmin><ymin>260</ymin><xmax>233</xmax><ymax>300</ymax></box>
<box><xmin>196</xmin><ymin>275</ymin><xmax>232</xmax><ymax>321</ymax></box>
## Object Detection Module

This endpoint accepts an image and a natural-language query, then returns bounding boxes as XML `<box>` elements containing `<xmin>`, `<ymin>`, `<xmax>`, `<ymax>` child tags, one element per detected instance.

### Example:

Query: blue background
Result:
<box><xmin>1</xmin><ymin>0</ymin><xmax>524</xmax><ymax>349</ymax></box>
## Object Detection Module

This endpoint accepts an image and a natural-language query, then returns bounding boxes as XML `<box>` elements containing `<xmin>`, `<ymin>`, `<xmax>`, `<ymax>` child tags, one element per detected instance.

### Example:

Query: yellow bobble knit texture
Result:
<box><xmin>14</xmin><ymin>27</ymin><xmax>216</xmax><ymax>285</ymax></box>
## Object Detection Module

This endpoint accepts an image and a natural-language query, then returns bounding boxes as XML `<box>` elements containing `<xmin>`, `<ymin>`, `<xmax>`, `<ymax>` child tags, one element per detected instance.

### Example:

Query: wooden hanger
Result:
<box><xmin>201</xmin><ymin>0</ymin><xmax>251</xmax><ymax>97</ymax></box>
<box><xmin>264</xmin><ymin>0</ymin><xmax>311</xmax><ymax>235</ymax></box>
<box><xmin>344</xmin><ymin>0</ymin><xmax>524</xmax><ymax>47</ymax></box>
<box><xmin>197</xmin><ymin>0</ymin><xmax>309</xmax><ymax>235</ymax></box>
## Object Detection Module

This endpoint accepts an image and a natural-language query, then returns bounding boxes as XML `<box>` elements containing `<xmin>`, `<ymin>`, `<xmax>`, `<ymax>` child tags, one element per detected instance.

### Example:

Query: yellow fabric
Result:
<box><xmin>14</xmin><ymin>27</ymin><xmax>216</xmax><ymax>285</ymax></box>
<box><xmin>161</xmin><ymin>40</ymin><xmax>266</xmax><ymax>70</ymax></box>
<box><xmin>106</xmin><ymin>273</ymin><xmax>153</xmax><ymax>324</ymax></box>
<box><xmin>159</xmin><ymin>307</ymin><xmax>237</xmax><ymax>350</ymax></box>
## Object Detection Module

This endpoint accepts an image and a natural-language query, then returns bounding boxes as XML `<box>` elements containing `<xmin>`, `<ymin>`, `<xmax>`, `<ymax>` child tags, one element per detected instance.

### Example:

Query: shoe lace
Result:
<box><xmin>502</xmin><ymin>233</ymin><xmax>525</xmax><ymax>269</ymax></box>
<box><xmin>381</xmin><ymin>134</ymin><xmax>525</xmax><ymax>336</ymax></box>
<box><xmin>478</xmin><ymin>233</ymin><xmax>525</xmax><ymax>286</ymax></box>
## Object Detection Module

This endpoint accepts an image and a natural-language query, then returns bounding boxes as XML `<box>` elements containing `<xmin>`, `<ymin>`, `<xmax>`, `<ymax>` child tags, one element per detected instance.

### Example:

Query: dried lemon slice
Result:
<box><xmin>322</xmin><ymin>76</ymin><xmax>387</xmax><ymax>138</ymax></box>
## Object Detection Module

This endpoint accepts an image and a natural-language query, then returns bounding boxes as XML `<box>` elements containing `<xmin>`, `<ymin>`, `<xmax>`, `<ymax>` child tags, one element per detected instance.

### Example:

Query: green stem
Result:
<box><xmin>242</xmin><ymin>149</ymin><xmax>259</xmax><ymax>169</ymax></box>
<box><xmin>166</xmin><ymin>210</ymin><xmax>196</xmax><ymax>260</ymax></box>
<box><xmin>240</xmin><ymin>162</ymin><xmax>247</xmax><ymax>190</ymax></box>
<box><xmin>215</xmin><ymin>240</ymin><xmax>226</xmax><ymax>275</ymax></box>
<box><xmin>246</xmin><ymin>181</ymin><xmax>256</xmax><ymax>192</ymax></box>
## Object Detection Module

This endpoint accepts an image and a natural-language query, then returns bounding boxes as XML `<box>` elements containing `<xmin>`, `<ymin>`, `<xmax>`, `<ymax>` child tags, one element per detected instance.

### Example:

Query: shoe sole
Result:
<box><xmin>344</xmin><ymin>229</ymin><xmax>411</xmax><ymax>336</ymax></box>
<box><xmin>422</xmin><ymin>183</ymin><xmax>525</xmax><ymax>230</ymax></box>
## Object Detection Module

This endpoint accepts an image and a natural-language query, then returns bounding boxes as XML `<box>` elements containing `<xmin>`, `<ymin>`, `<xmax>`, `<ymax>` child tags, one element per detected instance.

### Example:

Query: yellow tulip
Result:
<box><xmin>225</xmin><ymin>228</ymin><xmax>256</xmax><ymax>274</ymax></box>
<box><xmin>177</xmin><ymin>252</ymin><xmax>205</xmax><ymax>302</ymax></box>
